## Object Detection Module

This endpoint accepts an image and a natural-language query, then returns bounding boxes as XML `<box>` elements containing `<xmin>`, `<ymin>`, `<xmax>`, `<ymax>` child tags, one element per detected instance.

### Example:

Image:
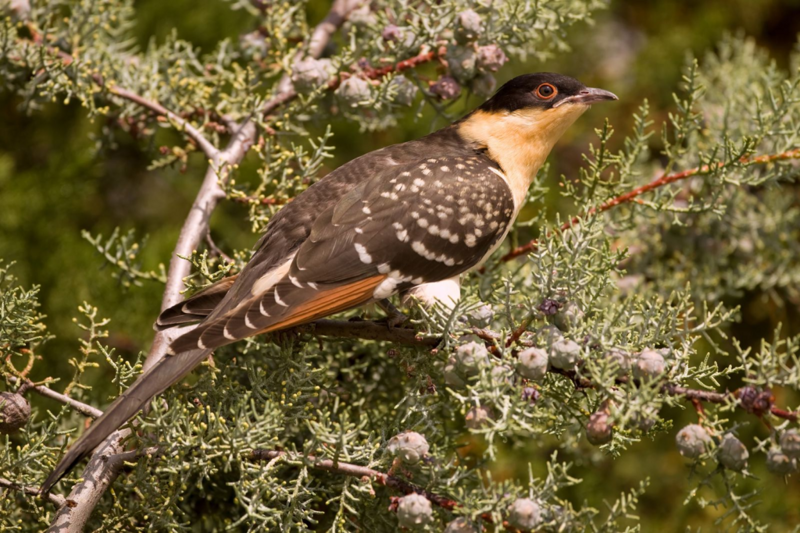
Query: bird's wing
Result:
<box><xmin>155</xmin><ymin>275</ymin><xmax>239</xmax><ymax>330</ymax></box>
<box><xmin>170</xmin><ymin>153</ymin><xmax>516</xmax><ymax>353</ymax></box>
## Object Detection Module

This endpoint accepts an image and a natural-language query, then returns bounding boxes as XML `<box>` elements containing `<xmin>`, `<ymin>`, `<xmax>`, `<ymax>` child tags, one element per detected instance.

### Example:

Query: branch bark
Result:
<box><xmin>9</xmin><ymin>376</ymin><xmax>103</xmax><ymax>418</ymax></box>
<box><xmin>0</xmin><ymin>477</ymin><xmax>65</xmax><ymax>507</ymax></box>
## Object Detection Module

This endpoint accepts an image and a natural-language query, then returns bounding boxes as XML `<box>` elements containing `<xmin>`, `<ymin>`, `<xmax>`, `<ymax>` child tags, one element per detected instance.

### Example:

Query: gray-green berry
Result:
<box><xmin>549</xmin><ymin>338</ymin><xmax>581</xmax><ymax>370</ymax></box>
<box><xmin>291</xmin><ymin>57</ymin><xmax>335</xmax><ymax>92</ymax></box>
<box><xmin>538</xmin><ymin>325</ymin><xmax>564</xmax><ymax>345</ymax></box>
<box><xmin>430</xmin><ymin>76</ymin><xmax>461</xmax><ymax>100</ymax></box>
<box><xmin>455</xmin><ymin>9</ymin><xmax>482</xmax><ymax>44</ymax></box>
<box><xmin>586</xmin><ymin>411</ymin><xmax>613</xmax><ymax>445</ymax></box>
<box><xmin>676</xmin><ymin>424</ymin><xmax>711</xmax><ymax>459</ymax></box>
<box><xmin>387</xmin><ymin>431</ymin><xmax>429</xmax><ymax>465</ymax></box>
<box><xmin>396</xmin><ymin>493</ymin><xmax>433</xmax><ymax>528</ymax></box>
<box><xmin>0</xmin><ymin>392</ymin><xmax>30</xmax><ymax>433</ymax></box>
<box><xmin>507</xmin><ymin>498</ymin><xmax>542</xmax><ymax>531</ymax></box>
<box><xmin>779</xmin><ymin>429</ymin><xmax>800</xmax><ymax>459</ymax></box>
<box><xmin>389</xmin><ymin>76</ymin><xmax>418</xmax><ymax>106</ymax></box>
<box><xmin>444</xmin><ymin>517</ymin><xmax>480</xmax><ymax>533</ymax></box>
<box><xmin>466</xmin><ymin>304</ymin><xmax>494</xmax><ymax>328</ymax></box>
<box><xmin>766</xmin><ymin>448</ymin><xmax>798</xmax><ymax>475</ymax></box>
<box><xmin>517</xmin><ymin>347</ymin><xmax>548</xmax><ymax>381</ymax></box>
<box><xmin>718</xmin><ymin>434</ymin><xmax>749</xmax><ymax>471</ymax></box>
<box><xmin>336</xmin><ymin>77</ymin><xmax>371</xmax><ymax>107</ymax></box>
<box><xmin>454</xmin><ymin>341</ymin><xmax>489</xmax><ymax>375</ymax></box>
<box><xmin>447</xmin><ymin>46</ymin><xmax>477</xmax><ymax>82</ymax></box>
<box><xmin>633</xmin><ymin>349</ymin><xmax>665</xmax><ymax>380</ymax></box>
<box><xmin>605</xmin><ymin>348</ymin><xmax>632</xmax><ymax>377</ymax></box>
<box><xmin>444</xmin><ymin>361</ymin><xmax>468</xmax><ymax>389</ymax></box>
<box><xmin>465</xmin><ymin>405</ymin><xmax>493</xmax><ymax>429</ymax></box>
<box><xmin>469</xmin><ymin>73</ymin><xmax>496</xmax><ymax>97</ymax></box>
<box><xmin>554</xmin><ymin>302</ymin><xmax>584</xmax><ymax>332</ymax></box>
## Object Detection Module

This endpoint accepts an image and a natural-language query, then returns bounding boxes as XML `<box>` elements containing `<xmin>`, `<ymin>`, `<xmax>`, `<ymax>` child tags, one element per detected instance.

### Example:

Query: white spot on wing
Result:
<box><xmin>245</xmin><ymin>314</ymin><xmax>257</xmax><ymax>329</ymax></box>
<box><xmin>223</xmin><ymin>327</ymin><xmax>236</xmax><ymax>340</ymax></box>
<box><xmin>273</xmin><ymin>287</ymin><xmax>289</xmax><ymax>307</ymax></box>
<box><xmin>289</xmin><ymin>275</ymin><xmax>303</xmax><ymax>288</ymax></box>
<box><xmin>354</xmin><ymin>243</ymin><xmax>373</xmax><ymax>264</ymax></box>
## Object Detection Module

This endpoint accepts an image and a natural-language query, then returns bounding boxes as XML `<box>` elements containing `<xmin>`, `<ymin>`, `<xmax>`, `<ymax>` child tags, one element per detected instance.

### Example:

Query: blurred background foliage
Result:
<box><xmin>1</xmin><ymin>0</ymin><xmax>800</xmax><ymax>529</ymax></box>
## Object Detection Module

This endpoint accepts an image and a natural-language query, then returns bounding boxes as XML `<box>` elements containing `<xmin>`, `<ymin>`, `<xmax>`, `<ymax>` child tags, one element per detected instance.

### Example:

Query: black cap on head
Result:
<box><xmin>478</xmin><ymin>72</ymin><xmax>617</xmax><ymax>113</ymax></box>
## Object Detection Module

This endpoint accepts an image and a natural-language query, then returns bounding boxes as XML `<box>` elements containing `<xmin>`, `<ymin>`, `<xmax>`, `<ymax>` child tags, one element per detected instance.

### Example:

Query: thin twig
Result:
<box><xmin>250</xmin><ymin>449</ymin><xmax>462</xmax><ymax>512</ymax></box>
<box><xmin>8</xmin><ymin>376</ymin><xmax>103</xmax><ymax>418</ymax></box>
<box><xmin>0</xmin><ymin>477</ymin><xmax>66</xmax><ymax>507</ymax></box>
<box><xmin>501</xmin><ymin>148</ymin><xmax>800</xmax><ymax>262</ymax></box>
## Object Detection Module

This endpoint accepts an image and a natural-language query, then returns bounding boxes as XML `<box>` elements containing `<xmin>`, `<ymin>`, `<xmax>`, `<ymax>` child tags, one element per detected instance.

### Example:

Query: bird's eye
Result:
<box><xmin>535</xmin><ymin>83</ymin><xmax>557</xmax><ymax>99</ymax></box>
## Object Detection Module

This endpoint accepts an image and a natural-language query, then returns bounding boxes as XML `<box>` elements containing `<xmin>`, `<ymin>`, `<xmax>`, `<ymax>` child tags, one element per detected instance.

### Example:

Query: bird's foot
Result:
<box><xmin>377</xmin><ymin>299</ymin><xmax>408</xmax><ymax>328</ymax></box>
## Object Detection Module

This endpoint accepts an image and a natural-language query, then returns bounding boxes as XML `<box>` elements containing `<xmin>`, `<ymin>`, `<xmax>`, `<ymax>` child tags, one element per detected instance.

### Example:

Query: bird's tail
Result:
<box><xmin>40</xmin><ymin>347</ymin><xmax>211</xmax><ymax>494</ymax></box>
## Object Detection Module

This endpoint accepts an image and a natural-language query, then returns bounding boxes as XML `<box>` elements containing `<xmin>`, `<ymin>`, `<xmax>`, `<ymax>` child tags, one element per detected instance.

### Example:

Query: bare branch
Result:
<box><xmin>106</xmin><ymin>85</ymin><xmax>220</xmax><ymax>162</ymax></box>
<box><xmin>9</xmin><ymin>376</ymin><xmax>103</xmax><ymax>418</ymax></box>
<box><xmin>47</xmin><ymin>429</ymin><xmax>131</xmax><ymax>532</ymax></box>
<box><xmin>0</xmin><ymin>477</ymin><xmax>66</xmax><ymax>507</ymax></box>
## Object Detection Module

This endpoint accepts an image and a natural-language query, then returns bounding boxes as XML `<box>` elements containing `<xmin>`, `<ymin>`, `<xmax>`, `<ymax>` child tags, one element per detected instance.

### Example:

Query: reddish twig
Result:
<box><xmin>501</xmin><ymin>148</ymin><xmax>800</xmax><ymax>262</ymax></box>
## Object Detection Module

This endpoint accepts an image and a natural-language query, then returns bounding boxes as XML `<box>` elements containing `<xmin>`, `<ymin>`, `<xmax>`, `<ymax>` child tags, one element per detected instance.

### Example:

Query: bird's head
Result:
<box><xmin>457</xmin><ymin>72</ymin><xmax>617</xmax><ymax>203</ymax></box>
<box><xmin>477</xmin><ymin>72</ymin><xmax>618</xmax><ymax>115</ymax></box>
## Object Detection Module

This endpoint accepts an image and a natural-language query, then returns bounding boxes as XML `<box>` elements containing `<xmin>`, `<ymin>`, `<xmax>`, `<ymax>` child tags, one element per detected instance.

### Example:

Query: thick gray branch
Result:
<box><xmin>10</xmin><ymin>376</ymin><xmax>103</xmax><ymax>418</ymax></box>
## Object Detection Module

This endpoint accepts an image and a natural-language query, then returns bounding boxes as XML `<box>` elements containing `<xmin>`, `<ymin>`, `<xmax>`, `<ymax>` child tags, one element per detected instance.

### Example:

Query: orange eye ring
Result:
<box><xmin>535</xmin><ymin>83</ymin><xmax>557</xmax><ymax>100</ymax></box>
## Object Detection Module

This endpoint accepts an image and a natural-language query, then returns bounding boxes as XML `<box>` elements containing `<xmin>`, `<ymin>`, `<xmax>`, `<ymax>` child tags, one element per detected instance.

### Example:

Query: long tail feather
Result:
<box><xmin>40</xmin><ymin>348</ymin><xmax>211</xmax><ymax>494</ymax></box>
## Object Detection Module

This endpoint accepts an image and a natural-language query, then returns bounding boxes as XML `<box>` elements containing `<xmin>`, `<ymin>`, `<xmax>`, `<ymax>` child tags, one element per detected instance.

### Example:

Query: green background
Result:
<box><xmin>2</xmin><ymin>0</ymin><xmax>800</xmax><ymax>529</ymax></box>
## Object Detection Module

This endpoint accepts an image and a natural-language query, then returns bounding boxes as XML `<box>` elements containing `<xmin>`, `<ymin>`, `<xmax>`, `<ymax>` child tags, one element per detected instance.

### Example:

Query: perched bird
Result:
<box><xmin>42</xmin><ymin>72</ymin><xmax>616</xmax><ymax>492</ymax></box>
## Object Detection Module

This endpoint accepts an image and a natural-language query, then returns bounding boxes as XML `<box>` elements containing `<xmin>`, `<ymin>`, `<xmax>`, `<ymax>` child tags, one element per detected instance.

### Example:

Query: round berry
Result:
<box><xmin>470</xmin><ymin>73</ymin><xmax>496</xmax><ymax>97</ymax></box>
<box><xmin>718</xmin><ymin>434</ymin><xmax>749</xmax><ymax>471</ymax></box>
<box><xmin>447</xmin><ymin>46</ymin><xmax>477</xmax><ymax>82</ymax></box>
<box><xmin>675</xmin><ymin>424</ymin><xmax>711</xmax><ymax>459</ymax></box>
<box><xmin>476</xmin><ymin>44</ymin><xmax>508</xmax><ymax>73</ymax></box>
<box><xmin>0</xmin><ymin>392</ymin><xmax>30</xmax><ymax>433</ymax></box>
<box><xmin>554</xmin><ymin>302</ymin><xmax>584</xmax><ymax>332</ymax></box>
<box><xmin>454</xmin><ymin>341</ymin><xmax>489</xmax><ymax>376</ymax></box>
<box><xmin>586</xmin><ymin>410</ymin><xmax>613</xmax><ymax>446</ymax></box>
<box><xmin>387</xmin><ymin>431</ymin><xmax>430</xmax><ymax>465</ymax></box>
<box><xmin>444</xmin><ymin>517</ymin><xmax>479</xmax><ymax>533</ymax></box>
<box><xmin>466</xmin><ymin>304</ymin><xmax>494</xmax><ymax>328</ymax></box>
<box><xmin>537</xmin><ymin>325</ymin><xmax>564</xmax><ymax>345</ymax></box>
<box><xmin>633</xmin><ymin>349</ymin><xmax>665</xmax><ymax>380</ymax></box>
<box><xmin>444</xmin><ymin>361</ymin><xmax>468</xmax><ymax>390</ymax></box>
<box><xmin>455</xmin><ymin>9</ymin><xmax>482</xmax><ymax>43</ymax></box>
<box><xmin>396</xmin><ymin>493</ymin><xmax>433</xmax><ymax>528</ymax></box>
<box><xmin>465</xmin><ymin>405</ymin><xmax>493</xmax><ymax>429</ymax></box>
<box><xmin>389</xmin><ymin>76</ymin><xmax>418</xmax><ymax>107</ymax></box>
<box><xmin>549</xmin><ymin>338</ymin><xmax>581</xmax><ymax>370</ymax></box>
<box><xmin>779</xmin><ymin>429</ymin><xmax>800</xmax><ymax>460</ymax></box>
<box><xmin>507</xmin><ymin>498</ymin><xmax>542</xmax><ymax>531</ymax></box>
<box><xmin>517</xmin><ymin>347</ymin><xmax>548</xmax><ymax>381</ymax></box>
<box><xmin>605</xmin><ymin>348</ymin><xmax>632</xmax><ymax>377</ymax></box>
<box><xmin>291</xmin><ymin>57</ymin><xmax>335</xmax><ymax>92</ymax></box>
<box><xmin>336</xmin><ymin>77</ymin><xmax>371</xmax><ymax>108</ymax></box>
<box><xmin>430</xmin><ymin>76</ymin><xmax>462</xmax><ymax>100</ymax></box>
<box><xmin>766</xmin><ymin>448</ymin><xmax>798</xmax><ymax>475</ymax></box>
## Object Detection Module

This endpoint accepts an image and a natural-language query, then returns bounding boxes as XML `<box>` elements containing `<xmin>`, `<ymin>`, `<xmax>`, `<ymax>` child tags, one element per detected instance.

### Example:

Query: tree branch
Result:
<box><xmin>9</xmin><ymin>376</ymin><xmax>103</xmax><ymax>418</ymax></box>
<box><xmin>0</xmin><ymin>477</ymin><xmax>66</xmax><ymax>507</ymax></box>
<box><xmin>501</xmin><ymin>147</ymin><xmax>800</xmax><ymax>262</ymax></box>
<box><xmin>105</xmin><ymin>85</ymin><xmax>220</xmax><ymax>162</ymax></box>
<box><xmin>250</xmin><ymin>449</ymin><xmax>462</xmax><ymax>512</ymax></box>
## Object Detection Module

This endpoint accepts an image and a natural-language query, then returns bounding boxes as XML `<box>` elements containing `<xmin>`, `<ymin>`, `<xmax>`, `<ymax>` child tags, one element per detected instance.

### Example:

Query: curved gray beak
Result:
<box><xmin>554</xmin><ymin>87</ymin><xmax>618</xmax><ymax>107</ymax></box>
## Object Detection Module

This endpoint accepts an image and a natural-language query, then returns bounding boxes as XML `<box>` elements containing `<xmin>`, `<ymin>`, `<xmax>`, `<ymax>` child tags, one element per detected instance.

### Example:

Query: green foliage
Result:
<box><xmin>1</xmin><ymin>0</ymin><xmax>800</xmax><ymax>531</ymax></box>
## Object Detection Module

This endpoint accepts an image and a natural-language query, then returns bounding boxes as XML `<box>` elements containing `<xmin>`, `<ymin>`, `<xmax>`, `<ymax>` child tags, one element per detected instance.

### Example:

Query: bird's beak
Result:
<box><xmin>553</xmin><ymin>87</ymin><xmax>618</xmax><ymax>107</ymax></box>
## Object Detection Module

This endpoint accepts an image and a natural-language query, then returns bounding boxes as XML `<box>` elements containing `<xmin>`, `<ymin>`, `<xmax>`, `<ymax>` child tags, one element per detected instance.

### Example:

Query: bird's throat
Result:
<box><xmin>457</xmin><ymin>105</ymin><xmax>587</xmax><ymax>207</ymax></box>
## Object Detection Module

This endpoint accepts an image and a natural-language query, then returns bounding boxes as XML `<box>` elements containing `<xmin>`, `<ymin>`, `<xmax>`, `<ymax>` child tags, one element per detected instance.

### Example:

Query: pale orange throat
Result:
<box><xmin>457</xmin><ymin>105</ymin><xmax>588</xmax><ymax>207</ymax></box>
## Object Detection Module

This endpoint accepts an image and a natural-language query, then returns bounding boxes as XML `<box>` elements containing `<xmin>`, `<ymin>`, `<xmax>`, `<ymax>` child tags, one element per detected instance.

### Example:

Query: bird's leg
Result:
<box><xmin>377</xmin><ymin>298</ymin><xmax>407</xmax><ymax>328</ymax></box>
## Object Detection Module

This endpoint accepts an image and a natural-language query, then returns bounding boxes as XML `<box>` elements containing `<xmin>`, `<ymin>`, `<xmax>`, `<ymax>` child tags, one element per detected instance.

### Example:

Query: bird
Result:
<box><xmin>41</xmin><ymin>72</ymin><xmax>616</xmax><ymax>493</ymax></box>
